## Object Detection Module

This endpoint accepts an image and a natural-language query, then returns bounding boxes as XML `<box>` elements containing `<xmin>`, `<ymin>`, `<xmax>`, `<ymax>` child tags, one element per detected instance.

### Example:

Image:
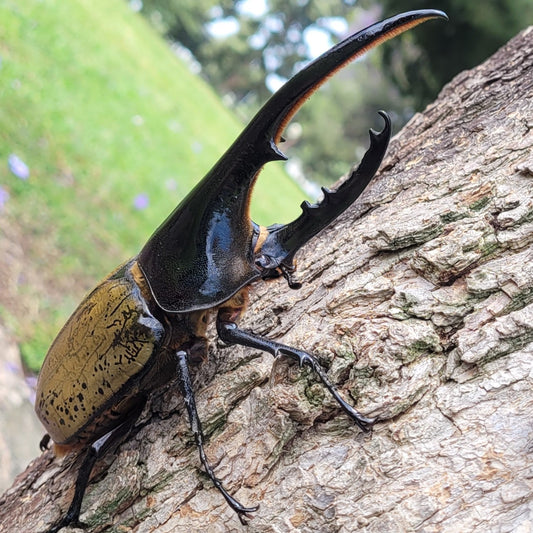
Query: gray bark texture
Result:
<box><xmin>2</xmin><ymin>26</ymin><xmax>533</xmax><ymax>533</ymax></box>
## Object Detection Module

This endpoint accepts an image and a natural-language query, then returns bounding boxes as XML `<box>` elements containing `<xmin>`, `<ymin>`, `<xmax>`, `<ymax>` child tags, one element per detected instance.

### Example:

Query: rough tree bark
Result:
<box><xmin>1</xmin><ymin>27</ymin><xmax>533</xmax><ymax>533</ymax></box>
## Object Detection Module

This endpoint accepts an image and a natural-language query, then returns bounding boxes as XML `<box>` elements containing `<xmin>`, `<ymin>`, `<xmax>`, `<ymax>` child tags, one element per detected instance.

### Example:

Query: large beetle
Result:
<box><xmin>35</xmin><ymin>10</ymin><xmax>447</xmax><ymax>531</ymax></box>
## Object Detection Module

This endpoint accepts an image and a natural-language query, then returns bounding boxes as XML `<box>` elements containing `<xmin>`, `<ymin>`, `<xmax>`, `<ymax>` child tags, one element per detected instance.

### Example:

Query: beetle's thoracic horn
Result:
<box><xmin>138</xmin><ymin>10</ymin><xmax>448</xmax><ymax>313</ymax></box>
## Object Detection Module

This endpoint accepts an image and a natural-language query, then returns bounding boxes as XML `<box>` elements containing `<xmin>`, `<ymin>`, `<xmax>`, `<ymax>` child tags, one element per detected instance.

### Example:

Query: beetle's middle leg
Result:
<box><xmin>216</xmin><ymin>318</ymin><xmax>375</xmax><ymax>432</ymax></box>
<box><xmin>175</xmin><ymin>349</ymin><xmax>259</xmax><ymax>524</ymax></box>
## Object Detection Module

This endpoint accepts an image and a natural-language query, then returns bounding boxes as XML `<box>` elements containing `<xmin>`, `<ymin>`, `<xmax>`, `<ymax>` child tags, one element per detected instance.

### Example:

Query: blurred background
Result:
<box><xmin>0</xmin><ymin>0</ymin><xmax>531</xmax><ymax>489</ymax></box>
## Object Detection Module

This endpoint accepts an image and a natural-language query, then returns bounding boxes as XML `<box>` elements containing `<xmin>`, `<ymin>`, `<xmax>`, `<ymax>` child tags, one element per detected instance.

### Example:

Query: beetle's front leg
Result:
<box><xmin>174</xmin><ymin>350</ymin><xmax>259</xmax><ymax>524</ymax></box>
<box><xmin>216</xmin><ymin>319</ymin><xmax>375</xmax><ymax>432</ymax></box>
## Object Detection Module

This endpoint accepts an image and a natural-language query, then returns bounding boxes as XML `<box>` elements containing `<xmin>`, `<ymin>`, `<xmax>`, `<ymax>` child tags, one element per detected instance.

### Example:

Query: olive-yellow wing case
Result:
<box><xmin>36</xmin><ymin>260</ymin><xmax>164</xmax><ymax>444</ymax></box>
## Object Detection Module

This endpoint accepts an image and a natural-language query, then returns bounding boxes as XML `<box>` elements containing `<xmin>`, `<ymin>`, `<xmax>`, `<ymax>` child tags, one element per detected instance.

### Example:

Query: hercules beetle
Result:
<box><xmin>35</xmin><ymin>10</ymin><xmax>447</xmax><ymax>531</ymax></box>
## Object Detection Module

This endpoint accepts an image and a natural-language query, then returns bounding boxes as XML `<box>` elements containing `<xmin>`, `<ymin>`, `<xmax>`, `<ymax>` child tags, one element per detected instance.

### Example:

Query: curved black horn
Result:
<box><xmin>258</xmin><ymin>111</ymin><xmax>391</xmax><ymax>273</ymax></box>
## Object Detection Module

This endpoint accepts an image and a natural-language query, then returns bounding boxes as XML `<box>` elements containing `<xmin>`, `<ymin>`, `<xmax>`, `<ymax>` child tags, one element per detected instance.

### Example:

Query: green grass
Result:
<box><xmin>0</xmin><ymin>0</ymin><xmax>304</xmax><ymax>370</ymax></box>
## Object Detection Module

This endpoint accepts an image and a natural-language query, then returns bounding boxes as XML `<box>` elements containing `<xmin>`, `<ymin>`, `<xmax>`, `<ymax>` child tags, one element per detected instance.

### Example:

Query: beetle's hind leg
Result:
<box><xmin>45</xmin><ymin>403</ymin><xmax>145</xmax><ymax>533</ymax></box>
<box><xmin>217</xmin><ymin>320</ymin><xmax>375</xmax><ymax>432</ymax></box>
<box><xmin>175</xmin><ymin>350</ymin><xmax>259</xmax><ymax>524</ymax></box>
<box><xmin>39</xmin><ymin>433</ymin><xmax>51</xmax><ymax>451</ymax></box>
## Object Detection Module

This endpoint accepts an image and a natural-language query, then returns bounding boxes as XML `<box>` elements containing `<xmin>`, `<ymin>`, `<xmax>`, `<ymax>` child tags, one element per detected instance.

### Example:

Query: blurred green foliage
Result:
<box><xmin>377</xmin><ymin>0</ymin><xmax>533</xmax><ymax>109</ymax></box>
<box><xmin>0</xmin><ymin>0</ymin><xmax>302</xmax><ymax>370</ymax></box>
<box><xmin>141</xmin><ymin>0</ymin><xmax>357</xmax><ymax>103</ymax></box>
<box><xmin>138</xmin><ymin>0</ymin><xmax>533</xmax><ymax>184</ymax></box>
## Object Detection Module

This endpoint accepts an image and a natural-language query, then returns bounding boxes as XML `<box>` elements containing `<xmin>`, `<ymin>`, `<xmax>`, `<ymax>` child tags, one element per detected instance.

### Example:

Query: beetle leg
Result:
<box><xmin>39</xmin><ymin>433</ymin><xmax>51</xmax><ymax>451</ymax></box>
<box><xmin>175</xmin><ymin>350</ymin><xmax>259</xmax><ymax>524</ymax></box>
<box><xmin>217</xmin><ymin>321</ymin><xmax>375</xmax><ymax>432</ymax></box>
<box><xmin>46</xmin><ymin>403</ymin><xmax>145</xmax><ymax>533</ymax></box>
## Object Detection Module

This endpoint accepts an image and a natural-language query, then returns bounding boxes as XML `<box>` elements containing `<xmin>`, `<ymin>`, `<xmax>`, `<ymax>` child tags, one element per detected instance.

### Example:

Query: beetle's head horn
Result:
<box><xmin>253</xmin><ymin>111</ymin><xmax>391</xmax><ymax>289</ymax></box>
<box><xmin>138</xmin><ymin>10</ymin><xmax>447</xmax><ymax>312</ymax></box>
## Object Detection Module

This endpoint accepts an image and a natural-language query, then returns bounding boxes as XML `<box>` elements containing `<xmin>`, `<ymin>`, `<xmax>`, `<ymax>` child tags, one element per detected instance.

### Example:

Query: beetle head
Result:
<box><xmin>138</xmin><ymin>10</ymin><xmax>447</xmax><ymax>313</ymax></box>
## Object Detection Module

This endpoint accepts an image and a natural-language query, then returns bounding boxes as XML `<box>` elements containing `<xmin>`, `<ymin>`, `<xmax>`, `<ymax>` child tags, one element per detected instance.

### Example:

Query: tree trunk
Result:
<box><xmin>2</xmin><ymin>26</ymin><xmax>533</xmax><ymax>533</ymax></box>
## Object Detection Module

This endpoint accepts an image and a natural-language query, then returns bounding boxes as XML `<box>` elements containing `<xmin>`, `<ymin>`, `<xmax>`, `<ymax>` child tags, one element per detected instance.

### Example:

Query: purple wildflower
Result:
<box><xmin>0</xmin><ymin>186</ymin><xmax>9</xmax><ymax>211</ymax></box>
<box><xmin>133</xmin><ymin>192</ymin><xmax>149</xmax><ymax>210</ymax></box>
<box><xmin>8</xmin><ymin>154</ymin><xmax>30</xmax><ymax>180</ymax></box>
